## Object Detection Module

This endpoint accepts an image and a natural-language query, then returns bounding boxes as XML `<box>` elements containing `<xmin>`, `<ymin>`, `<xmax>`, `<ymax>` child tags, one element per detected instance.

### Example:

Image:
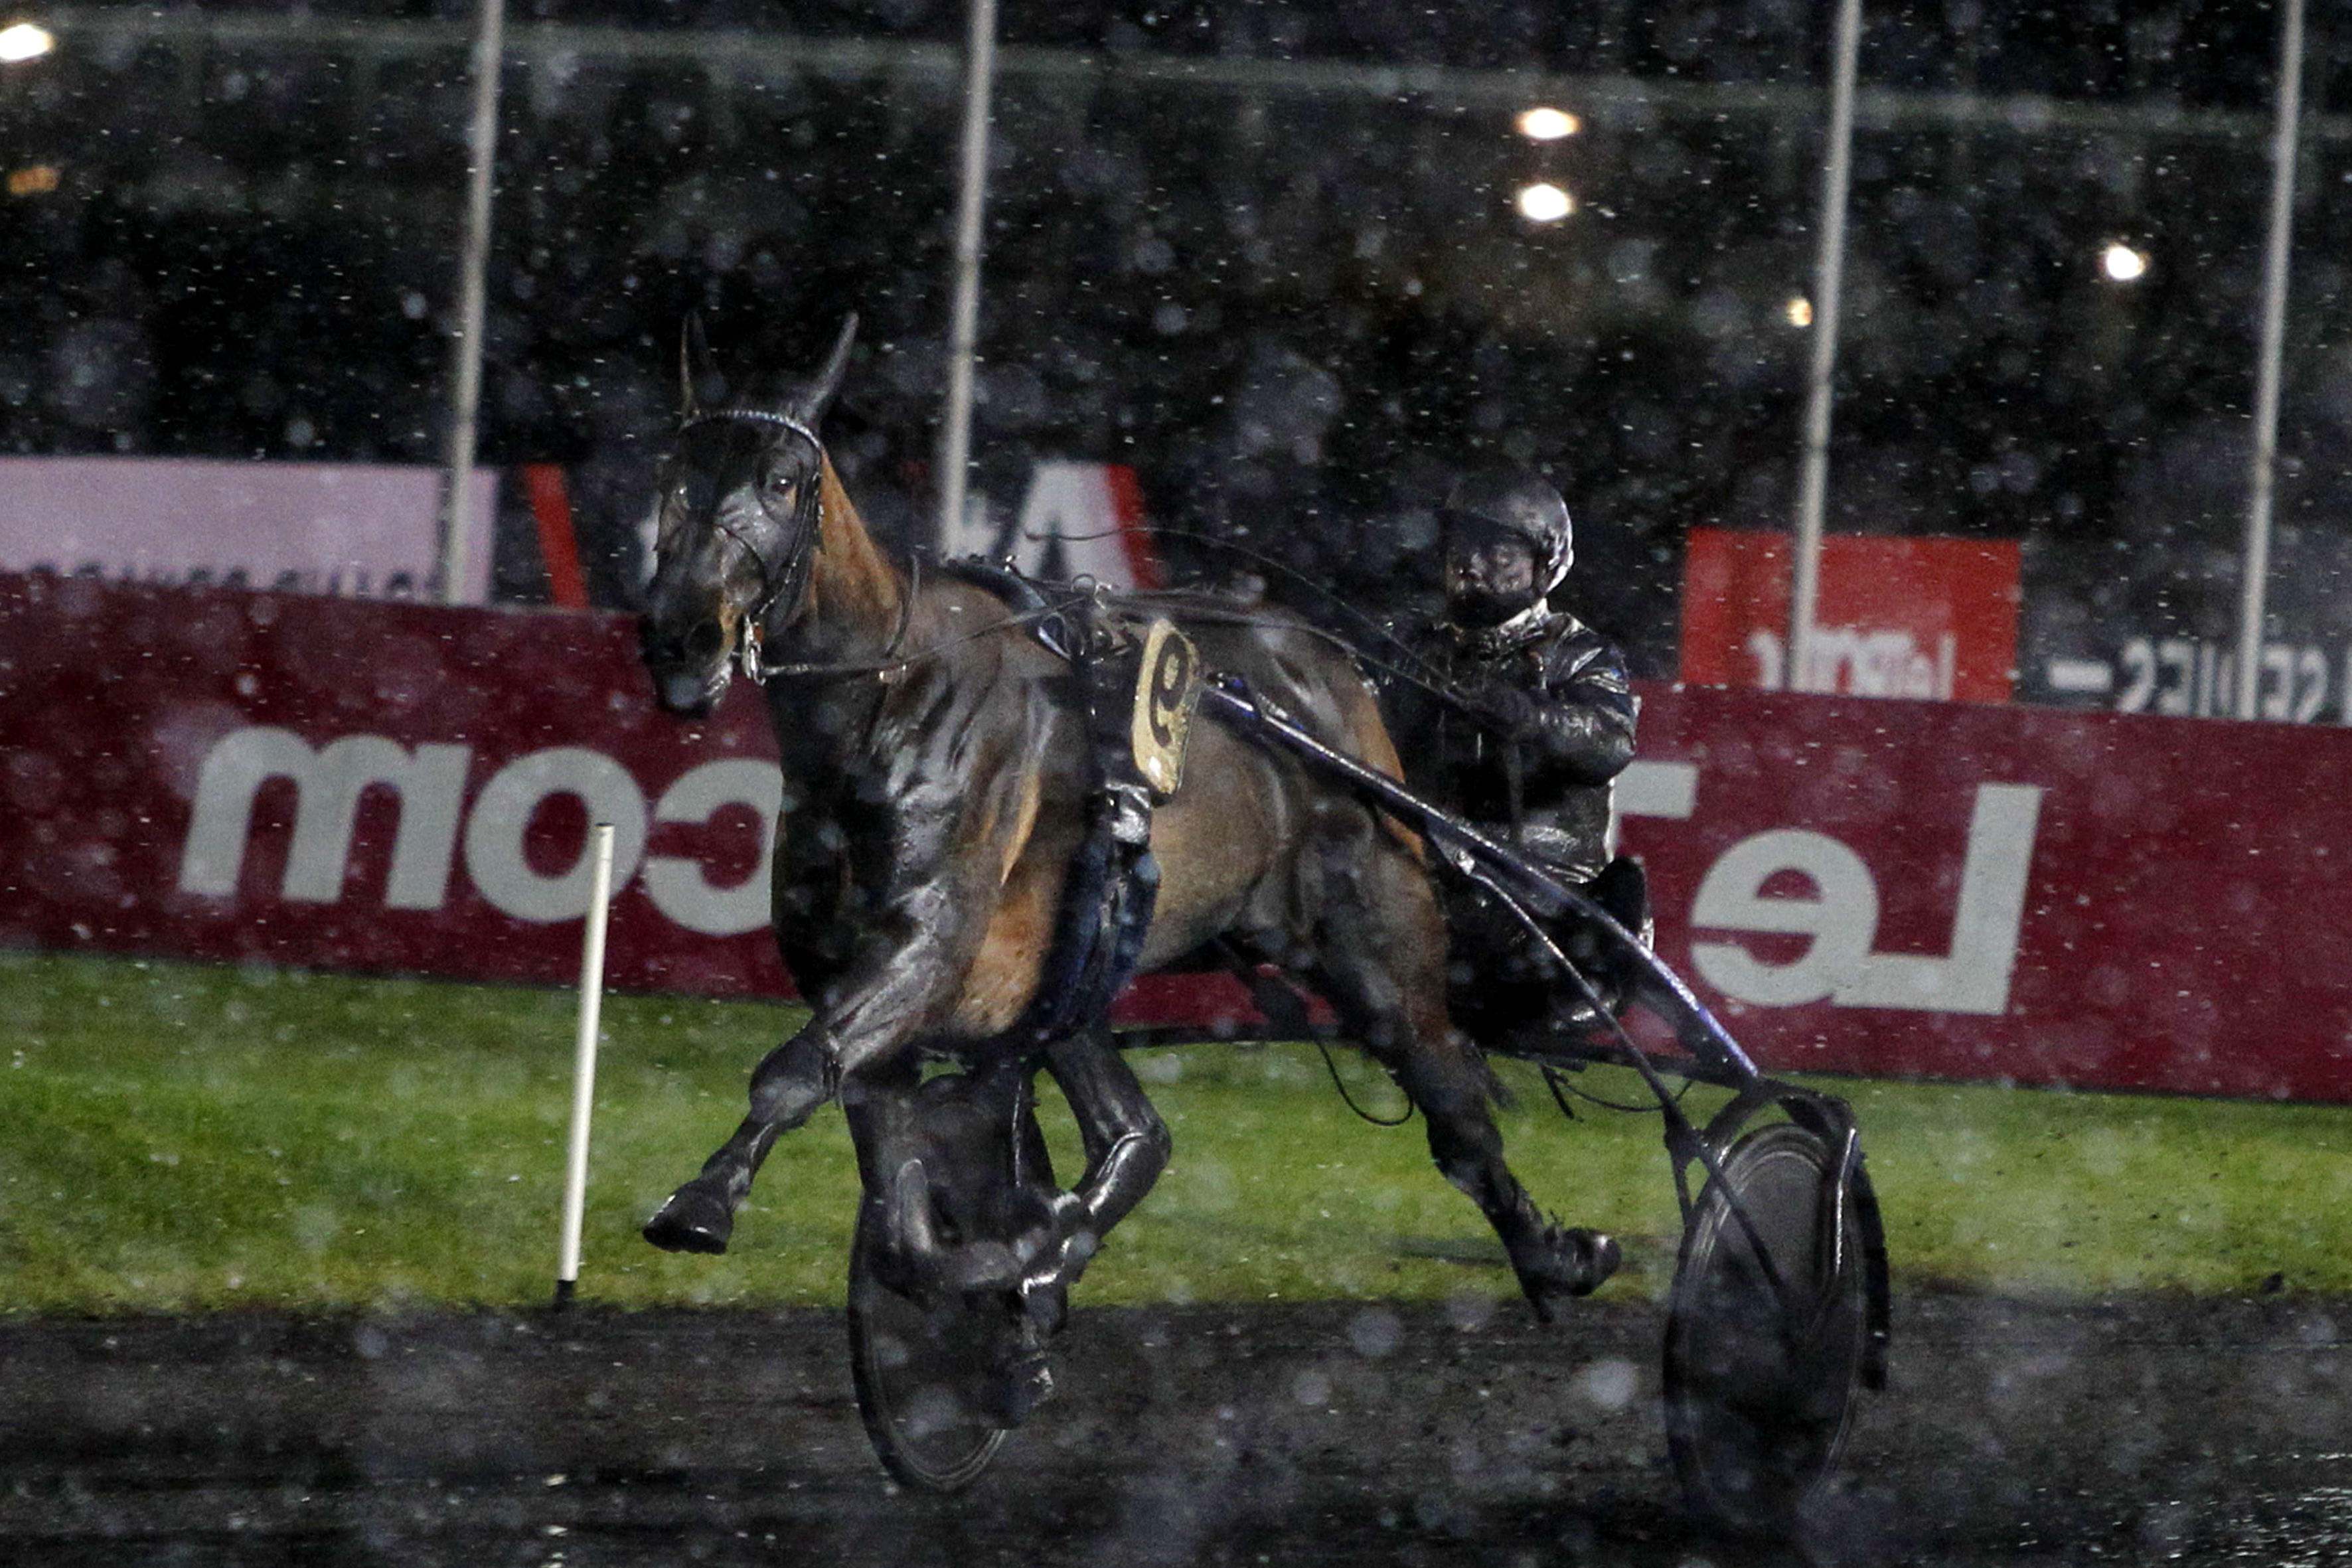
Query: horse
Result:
<box><xmin>633</xmin><ymin>313</ymin><xmax>1618</xmax><ymax>1338</ymax></box>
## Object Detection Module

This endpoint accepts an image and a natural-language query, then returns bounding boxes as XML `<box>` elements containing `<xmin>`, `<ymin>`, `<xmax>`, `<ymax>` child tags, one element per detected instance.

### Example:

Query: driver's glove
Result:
<box><xmin>1452</xmin><ymin>675</ymin><xmax>1539</xmax><ymax>738</ymax></box>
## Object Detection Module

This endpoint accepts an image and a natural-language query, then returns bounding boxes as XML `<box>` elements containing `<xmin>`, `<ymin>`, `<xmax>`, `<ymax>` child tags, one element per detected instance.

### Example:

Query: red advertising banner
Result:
<box><xmin>1680</xmin><ymin>528</ymin><xmax>2022</xmax><ymax>702</ymax></box>
<box><xmin>0</xmin><ymin>572</ymin><xmax>791</xmax><ymax>999</ymax></box>
<box><xmin>5</xmin><ymin>572</ymin><xmax>2347</xmax><ymax>1102</ymax></box>
<box><xmin>1615</xmin><ymin>691</ymin><xmax>2352</xmax><ymax>1101</ymax></box>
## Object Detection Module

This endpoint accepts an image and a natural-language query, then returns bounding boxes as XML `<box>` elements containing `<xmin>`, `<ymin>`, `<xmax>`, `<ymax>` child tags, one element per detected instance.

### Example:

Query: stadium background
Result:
<box><xmin>8</xmin><ymin>0</ymin><xmax>2352</xmax><ymax>708</ymax></box>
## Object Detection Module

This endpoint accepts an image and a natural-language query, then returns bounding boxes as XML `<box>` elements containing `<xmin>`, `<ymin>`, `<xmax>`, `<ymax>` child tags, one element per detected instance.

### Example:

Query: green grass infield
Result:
<box><xmin>4</xmin><ymin>950</ymin><xmax>2347</xmax><ymax>1314</ymax></box>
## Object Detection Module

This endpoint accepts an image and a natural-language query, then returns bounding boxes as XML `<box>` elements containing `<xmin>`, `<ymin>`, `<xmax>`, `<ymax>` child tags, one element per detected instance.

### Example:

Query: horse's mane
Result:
<box><xmin>803</xmin><ymin>454</ymin><xmax>904</xmax><ymax>633</ymax></box>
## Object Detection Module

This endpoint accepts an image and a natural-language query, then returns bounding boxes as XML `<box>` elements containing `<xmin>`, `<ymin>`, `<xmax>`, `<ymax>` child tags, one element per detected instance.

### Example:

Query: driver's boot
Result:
<box><xmin>1553</xmin><ymin>859</ymin><xmax>1649</xmax><ymax>1016</ymax></box>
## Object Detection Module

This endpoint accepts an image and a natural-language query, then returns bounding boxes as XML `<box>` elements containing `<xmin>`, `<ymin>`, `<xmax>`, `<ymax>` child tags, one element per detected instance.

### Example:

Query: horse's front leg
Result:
<box><xmin>1016</xmin><ymin>1031</ymin><xmax>1172</xmax><ymax>1330</ymax></box>
<box><xmin>643</xmin><ymin>895</ymin><xmax>992</xmax><ymax>1255</ymax></box>
<box><xmin>643</xmin><ymin>740</ymin><xmax>1046</xmax><ymax>1257</ymax></box>
<box><xmin>641</xmin><ymin>1026</ymin><xmax>837</xmax><ymax>1253</ymax></box>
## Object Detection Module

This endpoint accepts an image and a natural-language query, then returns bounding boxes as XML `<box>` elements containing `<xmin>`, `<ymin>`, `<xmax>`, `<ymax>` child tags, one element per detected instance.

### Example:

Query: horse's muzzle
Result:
<box><xmin>640</xmin><ymin>615</ymin><xmax>732</xmax><ymax>716</ymax></box>
<box><xmin>653</xmin><ymin>664</ymin><xmax>728</xmax><ymax>717</ymax></box>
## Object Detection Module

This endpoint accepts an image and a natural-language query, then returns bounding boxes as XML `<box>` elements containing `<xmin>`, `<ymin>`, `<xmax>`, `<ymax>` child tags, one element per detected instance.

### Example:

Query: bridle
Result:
<box><xmin>672</xmin><ymin>406</ymin><xmax>827</xmax><ymax>681</ymax></box>
<box><xmin>668</xmin><ymin>403</ymin><xmax>961</xmax><ymax>686</ymax></box>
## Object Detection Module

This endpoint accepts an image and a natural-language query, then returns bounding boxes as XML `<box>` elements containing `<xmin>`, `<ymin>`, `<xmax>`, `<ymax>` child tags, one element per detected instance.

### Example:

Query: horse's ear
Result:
<box><xmin>793</xmin><ymin>313</ymin><xmax>858</xmax><ymax>426</ymax></box>
<box><xmin>678</xmin><ymin>313</ymin><xmax>719</xmax><ymax>421</ymax></box>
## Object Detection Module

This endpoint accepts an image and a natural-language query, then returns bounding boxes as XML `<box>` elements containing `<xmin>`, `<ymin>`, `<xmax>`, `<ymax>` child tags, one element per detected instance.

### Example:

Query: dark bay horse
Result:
<box><xmin>635</xmin><ymin>315</ymin><xmax>1616</xmax><ymax>1327</ymax></box>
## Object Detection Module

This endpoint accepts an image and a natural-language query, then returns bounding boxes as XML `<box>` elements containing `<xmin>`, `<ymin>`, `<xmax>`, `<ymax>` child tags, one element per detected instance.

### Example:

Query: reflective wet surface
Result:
<box><xmin>1</xmin><ymin>1293</ymin><xmax>2345</xmax><ymax>1566</ymax></box>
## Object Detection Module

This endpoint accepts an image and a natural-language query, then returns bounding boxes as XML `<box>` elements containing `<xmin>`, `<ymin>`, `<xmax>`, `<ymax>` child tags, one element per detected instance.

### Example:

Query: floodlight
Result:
<box><xmin>1517</xmin><ymin>107</ymin><xmax>1579</xmax><ymax>141</ymax></box>
<box><xmin>0</xmin><ymin>22</ymin><xmax>54</xmax><ymax>63</ymax></box>
<box><xmin>1785</xmin><ymin>296</ymin><xmax>1814</xmax><ymax>327</ymax></box>
<box><xmin>1516</xmin><ymin>182</ymin><xmax>1573</xmax><ymax>223</ymax></box>
<box><xmin>2101</xmin><ymin>242</ymin><xmax>2150</xmax><ymax>283</ymax></box>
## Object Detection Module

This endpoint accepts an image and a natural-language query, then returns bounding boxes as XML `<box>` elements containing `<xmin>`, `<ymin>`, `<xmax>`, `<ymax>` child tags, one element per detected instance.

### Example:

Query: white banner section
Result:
<box><xmin>0</xmin><ymin>456</ymin><xmax>497</xmax><ymax>603</ymax></box>
<box><xmin>939</xmin><ymin>460</ymin><xmax>1159</xmax><ymax>589</ymax></box>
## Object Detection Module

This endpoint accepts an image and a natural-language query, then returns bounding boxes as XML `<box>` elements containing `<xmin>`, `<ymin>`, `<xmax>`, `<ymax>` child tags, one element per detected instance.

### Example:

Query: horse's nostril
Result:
<box><xmin>684</xmin><ymin>621</ymin><xmax>727</xmax><ymax>661</ymax></box>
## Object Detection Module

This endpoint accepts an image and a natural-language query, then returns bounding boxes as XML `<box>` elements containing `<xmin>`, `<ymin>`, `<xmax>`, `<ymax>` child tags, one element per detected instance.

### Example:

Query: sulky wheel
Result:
<box><xmin>1663</xmin><ymin>1119</ymin><xmax>1869</xmax><ymax>1537</ymax></box>
<box><xmin>846</xmin><ymin>1192</ymin><xmax>1021</xmax><ymax>1492</ymax></box>
<box><xmin>845</xmin><ymin>1068</ymin><xmax>1058</xmax><ymax>1493</ymax></box>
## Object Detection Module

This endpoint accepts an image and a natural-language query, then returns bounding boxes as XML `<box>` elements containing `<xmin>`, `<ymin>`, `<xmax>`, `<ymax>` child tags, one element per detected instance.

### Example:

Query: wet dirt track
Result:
<box><xmin>1</xmin><ymin>1292</ymin><xmax>2346</xmax><ymax>1567</ymax></box>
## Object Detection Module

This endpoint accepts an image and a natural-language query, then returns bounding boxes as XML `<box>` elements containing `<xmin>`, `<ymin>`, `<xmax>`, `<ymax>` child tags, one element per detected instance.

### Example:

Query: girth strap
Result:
<box><xmin>940</xmin><ymin>559</ymin><xmax>1194</xmax><ymax>1051</ymax></box>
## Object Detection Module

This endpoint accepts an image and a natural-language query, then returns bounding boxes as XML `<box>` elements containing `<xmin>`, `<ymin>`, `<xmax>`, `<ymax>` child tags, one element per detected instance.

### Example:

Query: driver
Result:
<box><xmin>1407</xmin><ymin>462</ymin><xmax>1651</xmax><ymax>1050</ymax></box>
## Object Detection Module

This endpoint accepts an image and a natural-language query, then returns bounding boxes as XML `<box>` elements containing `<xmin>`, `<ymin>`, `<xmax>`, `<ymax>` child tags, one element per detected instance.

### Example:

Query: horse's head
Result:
<box><xmin>639</xmin><ymin>313</ymin><xmax>858</xmax><ymax>716</ymax></box>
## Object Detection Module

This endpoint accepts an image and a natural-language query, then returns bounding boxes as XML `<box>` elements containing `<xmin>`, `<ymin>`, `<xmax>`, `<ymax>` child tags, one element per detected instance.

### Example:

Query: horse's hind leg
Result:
<box><xmin>1018</xmin><ymin>1030</ymin><xmax>1172</xmax><ymax>1330</ymax></box>
<box><xmin>643</xmin><ymin>1029</ymin><xmax>832</xmax><ymax>1254</ymax></box>
<box><xmin>1306</xmin><ymin>814</ymin><xmax>1619</xmax><ymax>1322</ymax></box>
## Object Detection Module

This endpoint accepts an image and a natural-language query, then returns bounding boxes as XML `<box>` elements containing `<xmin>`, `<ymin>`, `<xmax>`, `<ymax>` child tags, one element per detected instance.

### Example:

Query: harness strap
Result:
<box><xmin>982</xmin><ymin>586</ymin><xmax>1173</xmax><ymax>1054</ymax></box>
<box><xmin>679</xmin><ymin>406</ymin><xmax>822</xmax><ymax>447</ymax></box>
<box><xmin>676</xmin><ymin>408</ymin><xmax>825</xmax><ymax>666</ymax></box>
<box><xmin>935</xmin><ymin>556</ymin><xmax>1083</xmax><ymax>663</ymax></box>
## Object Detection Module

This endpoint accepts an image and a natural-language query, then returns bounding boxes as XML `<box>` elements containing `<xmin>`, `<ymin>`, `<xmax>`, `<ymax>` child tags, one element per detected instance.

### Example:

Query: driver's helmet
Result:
<box><xmin>1439</xmin><ymin>464</ymin><xmax>1575</xmax><ymax>598</ymax></box>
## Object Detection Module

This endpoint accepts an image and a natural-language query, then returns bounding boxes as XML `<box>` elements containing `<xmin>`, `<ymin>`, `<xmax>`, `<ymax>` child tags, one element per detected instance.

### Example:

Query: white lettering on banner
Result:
<box><xmin>2117</xmin><ymin>635</ymin><xmax>2331</xmax><ymax>722</ymax></box>
<box><xmin>179</xmin><ymin>729</ymin><xmax>469</xmax><ymax>908</ymax></box>
<box><xmin>1837</xmin><ymin>785</ymin><xmax>2043</xmax><ymax>1011</ymax></box>
<box><xmin>1740</xmin><ymin>628</ymin><xmax>1956</xmax><ymax>700</ymax></box>
<box><xmin>643</xmin><ymin>759</ymin><xmax>781</xmax><ymax>936</ymax></box>
<box><xmin>1607</xmin><ymin>759</ymin><xmax>1698</xmax><ymax>854</ymax></box>
<box><xmin>178</xmin><ymin>728</ymin><xmax>781</xmax><ymax>930</ymax></box>
<box><xmin>463</xmin><ymin>748</ymin><xmax>651</xmax><ymax>921</ymax></box>
<box><xmin>1689</xmin><ymin>783</ymin><xmax>2044</xmax><ymax>1016</ymax></box>
<box><xmin>173</xmin><ymin>725</ymin><xmax>2038</xmax><ymax>1002</ymax></box>
<box><xmin>1689</xmin><ymin>830</ymin><xmax>1880</xmax><ymax>1005</ymax></box>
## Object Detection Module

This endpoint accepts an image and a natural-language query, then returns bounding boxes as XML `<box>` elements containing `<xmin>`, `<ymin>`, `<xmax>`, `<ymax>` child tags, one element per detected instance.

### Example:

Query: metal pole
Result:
<box><xmin>437</xmin><ymin>0</ymin><xmax>507</xmax><ymax>605</ymax></box>
<box><xmin>554</xmin><ymin>823</ymin><xmax>617</xmax><ymax>1310</ymax></box>
<box><xmin>2236</xmin><ymin>0</ymin><xmax>2306</xmax><ymax>721</ymax></box>
<box><xmin>933</xmin><ymin>0</ymin><xmax>998</xmax><ymax>546</ymax></box>
<box><xmin>1788</xmin><ymin>0</ymin><xmax>1863</xmax><ymax>692</ymax></box>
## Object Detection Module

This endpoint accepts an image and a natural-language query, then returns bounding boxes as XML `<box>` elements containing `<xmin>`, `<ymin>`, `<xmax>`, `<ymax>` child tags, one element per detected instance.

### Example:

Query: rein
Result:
<box><xmin>1036</xmin><ymin>522</ymin><xmax>1485</xmax><ymax>714</ymax></box>
<box><xmin>667</xmin><ymin>412</ymin><xmax>1489</xmax><ymax>706</ymax></box>
<box><xmin>748</xmin><ymin>552</ymin><xmax>1100</xmax><ymax>685</ymax></box>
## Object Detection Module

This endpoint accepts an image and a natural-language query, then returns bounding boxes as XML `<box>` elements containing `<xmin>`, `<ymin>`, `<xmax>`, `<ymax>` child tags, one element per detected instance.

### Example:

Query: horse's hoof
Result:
<box><xmin>1521</xmin><ymin>1226</ymin><xmax>1620</xmax><ymax>1322</ymax></box>
<box><xmin>643</xmin><ymin>1186</ymin><xmax>734</xmax><ymax>1255</ymax></box>
<box><xmin>1018</xmin><ymin>1271</ymin><xmax>1071</xmax><ymax>1336</ymax></box>
<box><xmin>1014</xmin><ymin>1210</ymin><xmax>1094</xmax><ymax>1337</ymax></box>
<box><xmin>982</xmin><ymin>1354</ymin><xmax>1055</xmax><ymax>1428</ymax></box>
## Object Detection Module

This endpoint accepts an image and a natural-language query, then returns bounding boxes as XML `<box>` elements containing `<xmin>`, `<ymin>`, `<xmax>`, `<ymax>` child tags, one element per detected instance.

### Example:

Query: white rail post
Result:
<box><xmin>2236</xmin><ymin>0</ymin><xmax>2306</xmax><ymax>721</ymax></box>
<box><xmin>1788</xmin><ymin>0</ymin><xmax>1863</xmax><ymax>692</ymax></box>
<box><xmin>554</xmin><ymin>823</ymin><xmax>617</xmax><ymax>1310</ymax></box>
<box><xmin>437</xmin><ymin>0</ymin><xmax>508</xmax><ymax>605</ymax></box>
<box><xmin>933</xmin><ymin>0</ymin><xmax>1000</xmax><ymax>550</ymax></box>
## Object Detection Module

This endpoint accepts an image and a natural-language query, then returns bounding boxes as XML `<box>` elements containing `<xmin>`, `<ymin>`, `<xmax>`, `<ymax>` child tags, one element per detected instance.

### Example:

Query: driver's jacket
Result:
<box><xmin>1395</xmin><ymin>605</ymin><xmax>1638</xmax><ymax>886</ymax></box>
